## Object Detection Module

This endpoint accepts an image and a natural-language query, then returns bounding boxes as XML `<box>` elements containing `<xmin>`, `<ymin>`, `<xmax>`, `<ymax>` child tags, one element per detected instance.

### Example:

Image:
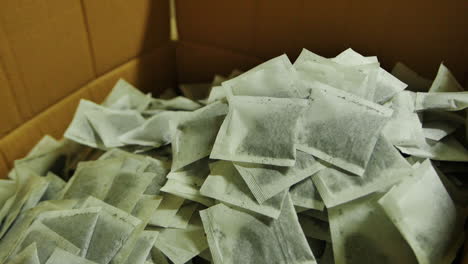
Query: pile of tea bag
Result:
<box><xmin>0</xmin><ymin>48</ymin><xmax>467</xmax><ymax>264</ymax></box>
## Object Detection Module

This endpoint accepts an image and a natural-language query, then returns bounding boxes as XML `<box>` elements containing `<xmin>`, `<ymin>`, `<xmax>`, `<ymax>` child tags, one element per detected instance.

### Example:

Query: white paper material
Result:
<box><xmin>200</xmin><ymin>196</ymin><xmax>316</xmax><ymax>264</ymax></box>
<box><xmin>297</xmin><ymin>83</ymin><xmax>392</xmax><ymax>176</ymax></box>
<box><xmin>46</xmin><ymin>248</ymin><xmax>98</xmax><ymax>264</ymax></box>
<box><xmin>211</xmin><ymin>96</ymin><xmax>308</xmax><ymax>166</ymax></box>
<box><xmin>378</xmin><ymin>160</ymin><xmax>463</xmax><ymax>264</ymax></box>
<box><xmin>7</xmin><ymin>243</ymin><xmax>40</xmax><ymax>264</ymax></box>
<box><xmin>415</xmin><ymin>92</ymin><xmax>468</xmax><ymax>112</ymax></box>
<box><xmin>289</xmin><ymin>177</ymin><xmax>324</xmax><ymax>211</ymax></box>
<box><xmin>103</xmin><ymin>79</ymin><xmax>152</xmax><ymax>112</ymax></box>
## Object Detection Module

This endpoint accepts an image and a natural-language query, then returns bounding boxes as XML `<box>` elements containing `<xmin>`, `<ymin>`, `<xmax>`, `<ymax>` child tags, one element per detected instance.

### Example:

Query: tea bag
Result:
<box><xmin>382</xmin><ymin>91</ymin><xmax>426</xmax><ymax>148</ymax></box>
<box><xmin>123</xmin><ymin>231</ymin><xmax>159</xmax><ymax>264</ymax></box>
<box><xmin>397</xmin><ymin>135</ymin><xmax>468</xmax><ymax>161</ymax></box>
<box><xmin>200</xmin><ymin>161</ymin><xmax>287</xmax><ymax>219</ymax></box>
<box><xmin>297</xmin><ymin>83</ymin><xmax>392</xmax><ymax>176</ymax></box>
<box><xmin>312</xmin><ymin>135</ymin><xmax>413</xmax><ymax>208</ymax></box>
<box><xmin>378</xmin><ymin>160</ymin><xmax>462</xmax><ymax>264</ymax></box>
<box><xmin>148</xmin><ymin>193</ymin><xmax>185</xmax><ymax>227</ymax></box>
<box><xmin>329</xmin><ymin>193</ymin><xmax>417</xmax><ymax>264</ymax></box>
<box><xmin>102</xmin><ymin>79</ymin><xmax>152</xmax><ymax>112</ymax></box>
<box><xmin>168</xmin><ymin>202</ymin><xmax>198</xmax><ymax>229</ymax></box>
<box><xmin>294</xmin><ymin>49</ymin><xmax>375</xmax><ymax>100</ymax></box>
<box><xmin>85</xmin><ymin>108</ymin><xmax>145</xmax><ymax>148</ymax></box>
<box><xmin>153</xmin><ymin>213</ymin><xmax>208</xmax><ymax>264</ymax></box>
<box><xmin>148</xmin><ymin>97</ymin><xmax>202</xmax><ymax>111</ymax></box>
<box><xmin>298</xmin><ymin>214</ymin><xmax>331</xmax><ymax>242</ymax></box>
<box><xmin>64</xmin><ymin>100</ymin><xmax>107</xmax><ymax>148</ymax></box>
<box><xmin>119</xmin><ymin>111</ymin><xmax>189</xmax><ymax>147</ymax></box>
<box><xmin>131</xmin><ymin>195</ymin><xmax>163</xmax><ymax>220</ymax></box>
<box><xmin>333</xmin><ymin>48</ymin><xmax>407</xmax><ymax>103</ymax></box>
<box><xmin>171</xmin><ymin>102</ymin><xmax>228</xmax><ymax>171</ymax></box>
<box><xmin>391</xmin><ymin>62</ymin><xmax>431</xmax><ymax>92</ymax></box>
<box><xmin>205</xmin><ymin>86</ymin><xmax>226</xmax><ymax>104</ymax></box>
<box><xmin>80</xmin><ymin>197</ymin><xmax>142</xmax><ymax>264</ymax></box>
<box><xmin>149</xmin><ymin>247</ymin><xmax>169</xmax><ymax>264</ymax></box>
<box><xmin>62</xmin><ymin>158</ymin><xmax>123</xmax><ymax>200</ymax></box>
<box><xmin>41</xmin><ymin>172</ymin><xmax>66</xmax><ymax>201</ymax></box>
<box><xmin>7</xmin><ymin>243</ymin><xmax>40</xmax><ymax>264</ymax></box>
<box><xmin>35</xmin><ymin>207</ymin><xmax>100</xmax><ymax>257</ymax></box>
<box><xmin>289</xmin><ymin>177</ymin><xmax>324</xmax><ymax>211</ymax></box>
<box><xmin>415</xmin><ymin>92</ymin><xmax>468</xmax><ymax>112</ymax></box>
<box><xmin>423</xmin><ymin>121</ymin><xmax>460</xmax><ymax>141</ymax></box>
<box><xmin>222</xmin><ymin>54</ymin><xmax>301</xmax><ymax>98</ymax></box>
<box><xmin>233</xmin><ymin>151</ymin><xmax>324</xmax><ymax>204</ymax></box>
<box><xmin>14</xmin><ymin>221</ymin><xmax>80</xmax><ymax>264</ymax></box>
<box><xmin>211</xmin><ymin>96</ymin><xmax>308</xmax><ymax>166</ymax></box>
<box><xmin>166</xmin><ymin>158</ymin><xmax>210</xmax><ymax>188</ymax></box>
<box><xmin>300</xmin><ymin>209</ymin><xmax>329</xmax><ymax>222</ymax></box>
<box><xmin>428</xmin><ymin>63</ymin><xmax>464</xmax><ymax>93</ymax></box>
<box><xmin>0</xmin><ymin>180</ymin><xmax>15</xmax><ymax>209</ymax></box>
<box><xmin>200</xmin><ymin>196</ymin><xmax>316</xmax><ymax>264</ymax></box>
<box><xmin>161</xmin><ymin>179</ymin><xmax>214</xmax><ymax>207</ymax></box>
<box><xmin>45</xmin><ymin>248</ymin><xmax>98</xmax><ymax>264</ymax></box>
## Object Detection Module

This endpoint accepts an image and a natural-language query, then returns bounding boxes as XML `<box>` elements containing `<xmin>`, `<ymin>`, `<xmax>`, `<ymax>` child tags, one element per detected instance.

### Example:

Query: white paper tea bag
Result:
<box><xmin>123</xmin><ymin>231</ymin><xmax>159</xmax><ymax>264</ymax></box>
<box><xmin>200</xmin><ymin>161</ymin><xmax>286</xmax><ymax>219</ymax></box>
<box><xmin>313</xmin><ymin>135</ymin><xmax>413</xmax><ymax>208</ymax></box>
<box><xmin>85</xmin><ymin>108</ymin><xmax>145</xmax><ymax>148</ymax></box>
<box><xmin>161</xmin><ymin>179</ymin><xmax>214</xmax><ymax>207</ymax></box>
<box><xmin>415</xmin><ymin>92</ymin><xmax>468</xmax><ymax>112</ymax></box>
<box><xmin>42</xmin><ymin>172</ymin><xmax>66</xmax><ymax>201</ymax></box>
<box><xmin>429</xmin><ymin>63</ymin><xmax>464</xmax><ymax>93</ymax></box>
<box><xmin>333</xmin><ymin>48</ymin><xmax>407</xmax><ymax>103</ymax></box>
<box><xmin>166</xmin><ymin>158</ymin><xmax>210</xmax><ymax>188</ymax></box>
<box><xmin>298</xmin><ymin>215</ymin><xmax>331</xmax><ymax>242</ymax></box>
<box><xmin>149</xmin><ymin>247</ymin><xmax>169</xmax><ymax>264</ymax></box>
<box><xmin>200</xmin><ymin>196</ymin><xmax>316</xmax><ymax>264</ymax></box>
<box><xmin>211</xmin><ymin>96</ymin><xmax>308</xmax><ymax>166</ymax></box>
<box><xmin>171</xmin><ymin>102</ymin><xmax>228</xmax><ymax>171</ymax></box>
<box><xmin>7</xmin><ymin>243</ymin><xmax>40</xmax><ymax>264</ymax></box>
<box><xmin>45</xmin><ymin>248</ymin><xmax>98</xmax><ymax>264</ymax></box>
<box><xmin>329</xmin><ymin>193</ymin><xmax>417</xmax><ymax>264</ymax></box>
<box><xmin>37</xmin><ymin>207</ymin><xmax>100</xmax><ymax>257</ymax></box>
<box><xmin>378</xmin><ymin>160</ymin><xmax>463</xmax><ymax>264</ymax></box>
<box><xmin>153</xmin><ymin>213</ymin><xmax>208</xmax><ymax>264</ymax></box>
<box><xmin>222</xmin><ymin>54</ymin><xmax>301</xmax><ymax>98</ymax></box>
<box><xmin>397</xmin><ymin>136</ymin><xmax>468</xmax><ymax>162</ymax></box>
<box><xmin>168</xmin><ymin>202</ymin><xmax>198</xmax><ymax>229</ymax></box>
<box><xmin>103</xmin><ymin>79</ymin><xmax>152</xmax><ymax>112</ymax></box>
<box><xmin>294</xmin><ymin>49</ymin><xmax>375</xmax><ymax>100</ymax></box>
<box><xmin>119</xmin><ymin>111</ymin><xmax>189</xmax><ymax>147</ymax></box>
<box><xmin>148</xmin><ymin>193</ymin><xmax>185</xmax><ymax>227</ymax></box>
<box><xmin>205</xmin><ymin>86</ymin><xmax>226</xmax><ymax>104</ymax></box>
<box><xmin>148</xmin><ymin>96</ymin><xmax>202</xmax><ymax>111</ymax></box>
<box><xmin>289</xmin><ymin>177</ymin><xmax>324</xmax><ymax>211</ymax></box>
<box><xmin>233</xmin><ymin>151</ymin><xmax>324</xmax><ymax>204</ymax></box>
<box><xmin>422</xmin><ymin>121</ymin><xmax>460</xmax><ymax>141</ymax></box>
<box><xmin>15</xmin><ymin>221</ymin><xmax>80</xmax><ymax>264</ymax></box>
<box><xmin>300</xmin><ymin>209</ymin><xmax>329</xmax><ymax>222</ymax></box>
<box><xmin>297</xmin><ymin>83</ymin><xmax>392</xmax><ymax>176</ymax></box>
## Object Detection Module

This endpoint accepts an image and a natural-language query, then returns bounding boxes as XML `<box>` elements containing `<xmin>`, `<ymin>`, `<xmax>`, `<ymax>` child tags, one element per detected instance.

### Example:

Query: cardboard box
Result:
<box><xmin>0</xmin><ymin>0</ymin><xmax>467</xmax><ymax>260</ymax></box>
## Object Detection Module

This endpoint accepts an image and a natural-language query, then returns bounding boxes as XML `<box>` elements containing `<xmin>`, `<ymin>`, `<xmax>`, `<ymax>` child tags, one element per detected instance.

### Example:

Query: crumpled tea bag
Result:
<box><xmin>147</xmin><ymin>97</ymin><xmax>202</xmax><ymax>111</ymax></box>
<box><xmin>7</xmin><ymin>243</ymin><xmax>40</xmax><ymax>264</ymax></box>
<box><xmin>300</xmin><ymin>209</ymin><xmax>329</xmax><ymax>222</ymax></box>
<box><xmin>297</xmin><ymin>83</ymin><xmax>393</xmax><ymax>176</ymax></box>
<box><xmin>36</xmin><ymin>207</ymin><xmax>101</xmax><ymax>257</ymax></box>
<box><xmin>84</xmin><ymin>107</ymin><xmax>145</xmax><ymax>148</ymax></box>
<box><xmin>333</xmin><ymin>48</ymin><xmax>407</xmax><ymax>103</ymax></box>
<box><xmin>298</xmin><ymin>214</ymin><xmax>331</xmax><ymax>242</ymax></box>
<box><xmin>200</xmin><ymin>196</ymin><xmax>316</xmax><ymax>264</ymax></box>
<box><xmin>312</xmin><ymin>135</ymin><xmax>413</xmax><ymax>208</ymax></box>
<box><xmin>428</xmin><ymin>63</ymin><xmax>464</xmax><ymax>93</ymax></box>
<box><xmin>422</xmin><ymin>121</ymin><xmax>461</xmax><ymax>141</ymax></box>
<box><xmin>233</xmin><ymin>151</ymin><xmax>324</xmax><ymax>204</ymax></box>
<box><xmin>102</xmin><ymin>79</ymin><xmax>152</xmax><ymax>112</ymax></box>
<box><xmin>391</xmin><ymin>62</ymin><xmax>431</xmax><ymax>92</ymax></box>
<box><xmin>171</xmin><ymin>102</ymin><xmax>228</xmax><ymax>171</ymax></box>
<box><xmin>205</xmin><ymin>86</ymin><xmax>226</xmax><ymax>104</ymax></box>
<box><xmin>415</xmin><ymin>92</ymin><xmax>468</xmax><ymax>112</ymax></box>
<box><xmin>289</xmin><ymin>177</ymin><xmax>324</xmax><ymax>211</ymax></box>
<box><xmin>45</xmin><ymin>248</ymin><xmax>98</xmax><ymax>264</ymax></box>
<box><xmin>211</xmin><ymin>96</ymin><xmax>308</xmax><ymax>166</ymax></box>
<box><xmin>378</xmin><ymin>160</ymin><xmax>463</xmax><ymax>264</ymax></box>
<box><xmin>79</xmin><ymin>197</ymin><xmax>142</xmax><ymax>264</ymax></box>
<box><xmin>161</xmin><ymin>179</ymin><xmax>214</xmax><ymax>207</ymax></box>
<box><xmin>294</xmin><ymin>49</ymin><xmax>376</xmax><ymax>100</ymax></box>
<box><xmin>329</xmin><ymin>193</ymin><xmax>417</xmax><ymax>264</ymax></box>
<box><xmin>200</xmin><ymin>161</ymin><xmax>287</xmax><ymax>219</ymax></box>
<box><xmin>153</xmin><ymin>213</ymin><xmax>208</xmax><ymax>264</ymax></box>
<box><xmin>148</xmin><ymin>193</ymin><xmax>185</xmax><ymax>227</ymax></box>
<box><xmin>119</xmin><ymin>111</ymin><xmax>190</xmax><ymax>147</ymax></box>
<box><xmin>222</xmin><ymin>54</ymin><xmax>301</xmax><ymax>98</ymax></box>
<box><xmin>123</xmin><ymin>231</ymin><xmax>159</xmax><ymax>264</ymax></box>
<box><xmin>397</xmin><ymin>135</ymin><xmax>468</xmax><ymax>162</ymax></box>
<box><xmin>382</xmin><ymin>91</ymin><xmax>426</xmax><ymax>148</ymax></box>
<box><xmin>14</xmin><ymin>221</ymin><xmax>80</xmax><ymax>264</ymax></box>
<box><xmin>0</xmin><ymin>180</ymin><xmax>15</xmax><ymax>209</ymax></box>
<box><xmin>166</xmin><ymin>158</ymin><xmax>210</xmax><ymax>188</ymax></box>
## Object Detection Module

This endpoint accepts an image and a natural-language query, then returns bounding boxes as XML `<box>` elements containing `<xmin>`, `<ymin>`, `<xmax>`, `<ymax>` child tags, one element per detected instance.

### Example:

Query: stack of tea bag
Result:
<box><xmin>0</xmin><ymin>48</ymin><xmax>467</xmax><ymax>264</ymax></box>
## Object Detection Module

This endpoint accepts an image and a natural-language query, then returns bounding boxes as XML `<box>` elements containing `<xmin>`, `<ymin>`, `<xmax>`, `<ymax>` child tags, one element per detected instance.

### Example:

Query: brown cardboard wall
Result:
<box><xmin>0</xmin><ymin>62</ymin><xmax>23</xmax><ymax>137</ymax></box>
<box><xmin>82</xmin><ymin>0</ymin><xmax>170</xmax><ymax>75</ymax></box>
<box><xmin>176</xmin><ymin>0</ymin><xmax>468</xmax><ymax>84</ymax></box>
<box><xmin>0</xmin><ymin>0</ymin><xmax>96</xmax><ymax>117</ymax></box>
